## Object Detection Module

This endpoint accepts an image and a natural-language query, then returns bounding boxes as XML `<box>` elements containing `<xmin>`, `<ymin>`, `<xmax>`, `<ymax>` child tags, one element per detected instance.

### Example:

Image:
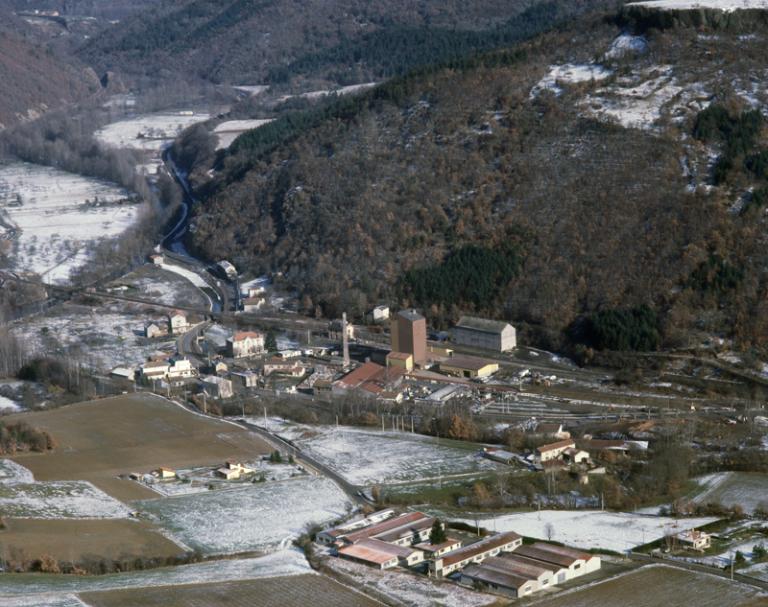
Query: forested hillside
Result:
<box><xmin>0</xmin><ymin>7</ymin><xmax>101</xmax><ymax>129</ymax></box>
<box><xmin>77</xmin><ymin>0</ymin><xmax>616</xmax><ymax>85</ymax></box>
<box><xmin>187</xmin><ymin>13</ymin><xmax>768</xmax><ymax>353</ymax></box>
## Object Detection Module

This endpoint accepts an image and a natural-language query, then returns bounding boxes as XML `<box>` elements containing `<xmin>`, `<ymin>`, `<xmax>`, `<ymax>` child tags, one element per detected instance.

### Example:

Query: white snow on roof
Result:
<box><xmin>627</xmin><ymin>0</ymin><xmax>768</xmax><ymax>11</ymax></box>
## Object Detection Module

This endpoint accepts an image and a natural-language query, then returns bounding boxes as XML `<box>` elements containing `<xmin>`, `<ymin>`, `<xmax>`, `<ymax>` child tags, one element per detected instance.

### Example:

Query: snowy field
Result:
<box><xmin>693</xmin><ymin>471</ymin><xmax>768</xmax><ymax>513</ymax></box>
<box><xmin>530</xmin><ymin>63</ymin><xmax>612</xmax><ymax>98</ymax></box>
<box><xmin>328</xmin><ymin>557</ymin><xmax>496</xmax><ymax>607</ymax></box>
<box><xmin>214</xmin><ymin>119</ymin><xmax>274</xmax><ymax>149</ymax></box>
<box><xmin>627</xmin><ymin>0</ymin><xmax>768</xmax><ymax>11</ymax></box>
<box><xmin>157</xmin><ymin>261</ymin><xmax>211</xmax><ymax>289</ymax></box>
<box><xmin>111</xmin><ymin>265</ymin><xmax>209</xmax><ymax>309</ymax></box>
<box><xmin>263</xmin><ymin>421</ymin><xmax>502</xmax><ymax>486</ymax></box>
<box><xmin>0</xmin><ymin>162</ymin><xmax>138</xmax><ymax>283</ymax></box>
<box><xmin>96</xmin><ymin>111</ymin><xmax>210</xmax><ymax>173</ymax></box>
<box><xmin>137</xmin><ymin>476</ymin><xmax>351</xmax><ymax>554</ymax></box>
<box><xmin>451</xmin><ymin>510</ymin><xmax>719</xmax><ymax>552</ymax></box>
<box><xmin>12</xmin><ymin>306</ymin><xmax>176</xmax><ymax>372</ymax></box>
<box><xmin>0</xmin><ymin>461</ymin><xmax>130</xmax><ymax>519</ymax></box>
<box><xmin>0</xmin><ymin>549</ymin><xmax>310</xmax><ymax>599</ymax></box>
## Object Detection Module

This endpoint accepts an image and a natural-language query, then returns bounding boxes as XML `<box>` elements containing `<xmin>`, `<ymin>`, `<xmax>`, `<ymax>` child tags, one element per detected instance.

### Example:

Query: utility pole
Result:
<box><xmin>263</xmin><ymin>405</ymin><xmax>268</xmax><ymax>430</ymax></box>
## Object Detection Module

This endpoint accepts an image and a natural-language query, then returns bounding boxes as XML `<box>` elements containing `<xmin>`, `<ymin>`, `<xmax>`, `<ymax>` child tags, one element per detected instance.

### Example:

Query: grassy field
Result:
<box><xmin>693</xmin><ymin>472</ymin><xmax>768</xmax><ymax>513</ymax></box>
<box><xmin>530</xmin><ymin>565</ymin><xmax>767</xmax><ymax>607</ymax></box>
<box><xmin>8</xmin><ymin>394</ymin><xmax>270</xmax><ymax>502</ymax></box>
<box><xmin>79</xmin><ymin>574</ymin><xmax>382</xmax><ymax>607</ymax></box>
<box><xmin>0</xmin><ymin>518</ymin><xmax>184</xmax><ymax>563</ymax></box>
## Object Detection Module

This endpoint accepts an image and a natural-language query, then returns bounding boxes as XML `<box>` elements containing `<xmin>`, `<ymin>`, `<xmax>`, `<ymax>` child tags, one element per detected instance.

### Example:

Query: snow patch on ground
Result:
<box><xmin>158</xmin><ymin>262</ymin><xmax>210</xmax><ymax>289</ymax></box>
<box><xmin>0</xmin><ymin>549</ymin><xmax>311</xmax><ymax>597</ymax></box>
<box><xmin>627</xmin><ymin>0</ymin><xmax>768</xmax><ymax>11</ymax></box>
<box><xmin>0</xmin><ymin>478</ymin><xmax>131</xmax><ymax>519</ymax></box>
<box><xmin>214</xmin><ymin>120</ymin><xmax>275</xmax><ymax>150</ymax></box>
<box><xmin>0</xmin><ymin>162</ymin><xmax>139</xmax><ymax>283</ymax></box>
<box><xmin>451</xmin><ymin>510</ymin><xmax>718</xmax><ymax>552</ymax></box>
<box><xmin>530</xmin><ymin>63</ymin><xmax>612</xmax><ymax>98</ymax></box>
<box><xmin>0</xmin><ymin>459</ymin><xmax>35</xmax><ymax>484</ymax></box>
<box><xmin>605</xmin><ymin>34</ymin><xmax>649</xmax><ymax>59</ymax></box>
<box><xmin>137</xmin><ymin>476</ymin><xmax>351</xmax><ymax>554</ymax></box>
<box><xmin>584</xmin><ymin>67</ymin><xmax>684</xmax><ymax>130</ymax></box>
<box><xmin>260</xmin><ymin>420</ymin><xmax>502</xmax><ymax>486</ymax></box>
<box><xmin>12</xmin><ymin>308</ymin><xmax>176</xmax><ymax>372</ymax></box>
<box><xmin>0</xmin><ymin>394</ymin><xmax>21</xmax><ymax>411</ymax></box>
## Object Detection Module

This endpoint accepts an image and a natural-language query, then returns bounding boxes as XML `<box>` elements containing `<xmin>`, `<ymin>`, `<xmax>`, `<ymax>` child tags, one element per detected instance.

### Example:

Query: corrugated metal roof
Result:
<box><xmin>344</xmin><ymin>512</ymin><xmax>430</xmax><ymax>543</ymax></box>
<box><xmin>461</xmin><ymin>564</ymin><xmax>529</xmax><ymax>590</ymax></box>
<box><xmin>441</xmin><ymin>532</ymin><xmax>521</xmax><ymax>567</ymax></box>
<box><xmin>455</xmin><ymin>316</ymin><xmax>512</xmax><ymax>334</ymax></box>
<box><xmin>482</xmin><ymin>555</ymin><xmax>549</xmax><ymax>579</ymax></box>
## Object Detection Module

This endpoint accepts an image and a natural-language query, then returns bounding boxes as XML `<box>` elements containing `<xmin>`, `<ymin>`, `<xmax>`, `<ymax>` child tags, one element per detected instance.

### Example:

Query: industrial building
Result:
<box><xmin>452</xmin><ymin>317</ymin><xmax>516</xmax><ymax>352</ymax></box>
<box><xmin>430</xmin><ymin>532</ymin><xmax>522</xmax><ymax>577</ymax></box>
<box><xmin>439</xmin><ymin>355</ymin><xmax>499</xmax><ymax>379</ymax></box>
<box><xmin>390</xmin><ymin>309</ymin><xmax>427</xmax><ymax>365</ymax></box>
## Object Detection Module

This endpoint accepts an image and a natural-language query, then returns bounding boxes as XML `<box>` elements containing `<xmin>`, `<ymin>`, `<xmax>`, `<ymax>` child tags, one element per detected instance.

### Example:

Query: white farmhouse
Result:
<box><xmin>227</xmin><ymin>331</ymin><xmax>265</xmax><ymax>358</ymax></box>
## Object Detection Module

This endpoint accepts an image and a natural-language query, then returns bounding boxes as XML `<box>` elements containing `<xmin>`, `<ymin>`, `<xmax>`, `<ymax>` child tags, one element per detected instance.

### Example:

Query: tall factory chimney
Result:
<box><xmin>342</xmin><ymin>312</ymin><xmax>350</xmax><ymax>369</ymax></box>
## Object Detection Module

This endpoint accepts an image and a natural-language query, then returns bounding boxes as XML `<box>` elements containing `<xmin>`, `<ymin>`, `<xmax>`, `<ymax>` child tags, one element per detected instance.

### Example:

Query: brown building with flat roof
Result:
<box><xmin>391</xmin><ymin>309</ymin><xmax>427</xmax><ymax>365</ymax></box>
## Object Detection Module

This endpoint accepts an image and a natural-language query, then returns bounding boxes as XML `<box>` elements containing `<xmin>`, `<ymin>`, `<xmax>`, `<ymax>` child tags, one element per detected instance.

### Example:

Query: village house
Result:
<box><xmin>216</xmin><ymin>459</ymin><xmax>254</xmax><ymax>480</ymax></box>
<box><xmin>245</xmin><ymin>284</ymin><xmax>265</xmax><ymax>298</ymax></box>
<box><xmin>167</xmin><ymin>357</ymin><xmax>195</xmax><ymax>380</ymax></box>
<box><xmin>144</xmin><ymin>322</ymin><xmax>167</xmax><ymax>339</ymax></box>
<box><xmin>227</xmin><ymin>331</ymin><xmax>265</xmax><ymax>358</ymax></box>
<box><xmin>168</xmin><ymin>311</ymin><xmax>190</xmax><ymax>335</ymax></box>
<box><xmin>140</xmin><ymin>360</ymin><xmax>169</xmax><ymax>381</ymax></box>
<box><xmin>230</xmin><ymin>370</ymin><xmax>260</xmax><ymax>388</ymax></box>
<box><xmin>263</xmin><ymin>360</ymin><xmax>306</xmax><ymax>378</ymax></box>
<box><xmin>149</xmin><ymin>253</ymin><xmax>164</xmax><ymax>265</ymax></box>
<box><xmin>676</xmin><ymin>529</ymin><xmax>711</xmax><ymax>551</ymax></box>
<box><xmin>369</xmin><ymin>304</ymin><xmax>390</xmax><ymax>323</ymax></box>
<box><xmin>452</xmin><ymin>316</ymin><xmax>517</xmax><ymax>352</ymax></box>
<box><xmin>242</xmin><ymin>296</ymin><xmax>265</xmax><ymax>312</ymax></box>
<box><xmin>201</xmin><ymin>375</ymin><xmax>233</xmax><ymax>399</ymax></box>
<box><xmin>534</xmin><ymin>439</ymin><xmax>577</xmax><ymax>464</ymax></box>
<box><xmin>430</xmin><ymin>532</ymin><xmax>523</xmax><ymax>577</ymax></box>
<box><xmin>109</xmin><ymin>367</ymin><xmax>136</xmax><ymax>383</ymax></box>
<box><xmin>439</xmin><ymin>355</ymin><xmax>499</xmax><ymax>379</ymax></box>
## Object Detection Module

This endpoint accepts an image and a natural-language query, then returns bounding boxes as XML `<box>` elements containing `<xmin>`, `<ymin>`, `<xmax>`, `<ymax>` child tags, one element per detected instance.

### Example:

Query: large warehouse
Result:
<box><xmin>452</xmin><ymin>317</ymin><xmax>517</xmax><ymax>352</ymax></box>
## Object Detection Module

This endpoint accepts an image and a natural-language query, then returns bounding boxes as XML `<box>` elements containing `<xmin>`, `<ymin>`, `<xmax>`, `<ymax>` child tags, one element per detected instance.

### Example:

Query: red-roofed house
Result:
<box><xmin>227</xmin><ymin>331</ymin><xmax>265</xmax><ymax>358</ymax></box>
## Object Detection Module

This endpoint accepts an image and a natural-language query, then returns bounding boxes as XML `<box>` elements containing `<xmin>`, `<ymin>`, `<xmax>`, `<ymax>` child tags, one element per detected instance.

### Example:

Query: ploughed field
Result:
<box><xmin>7</xmin><ymin>393</ymin><xmax>271</xmax><ymax>501</ymax></box>
<box><xmin>0</xmin><ymin>518</ymin><xmax>184</xmax><ymax>563</ymax></box>
<box><xmin>532</xmin><ymin>565</ymin><xmax>767</xmax><ymax>607</ymax></box>
<box><xmin>79</xmin><ymin>574</ymin><xmax>382</xmax><ymax>607</ymax></box>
